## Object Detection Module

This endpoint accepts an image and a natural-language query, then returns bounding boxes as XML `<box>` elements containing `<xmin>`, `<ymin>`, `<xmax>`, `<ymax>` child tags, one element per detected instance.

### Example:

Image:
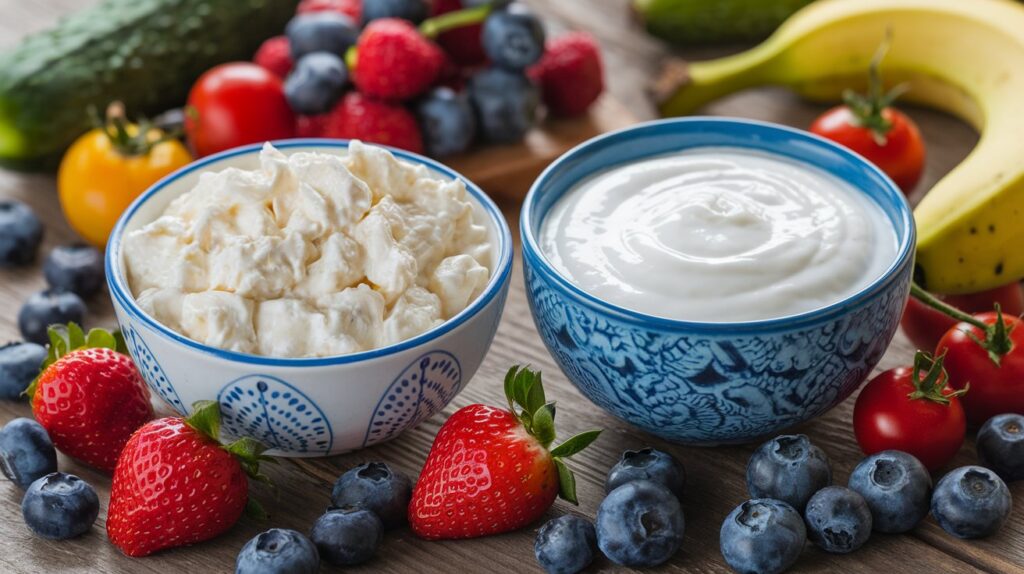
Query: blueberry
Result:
<box><xmin>605</xmin><ymin>447</ymin><xmax>685</xmax><ymax>498</ymax></box>
<box><xmin>721</xmin><ymin>499</ymin><xmax>805</xmax><ymax>574</ymax></box>
<box><xmin>977</xmin><ymin>413</ymin><xmax>1024</xmax><ymax>481</ymax></box>
<box><xmin>848</xmin><ymin>450</ymin><xmax>932</xmax><ymax>533</ymax></box>
<box><xmin>286</xmin><ymin>12</ymin><xmax>360</xmax><ymax>59</ymax></box>
<box><xmin>481</xmin><ymin>3</ymin><xmax>546</xmax><ymax>71</ymax></box>
<box><xmin>18</xmin><ymin>290</ymin><xmax>86</xmax><ymax>345</ymax></box>
<box><xmin>596</xmin><ymin>480</ymin><xmax>684</xmax><ymax>567</ymax></box>
<box><xmin>468</xmin><ymin>67</ymin><xmax>539</xmax><ymax>144</ymax></box>
<box><xmin>0</xmin><ymin>341</ymin><xmax>46</xmax><ymax>399</ymax></box>
<box><xmin>0</xmin><ymin>418</ymin><xmax>57</xmax><ymax>490</ymax></box>
<box><xmin>43</xmin><ymin>244</ymin><xmax>105</xmax><ymax>298</ymax></box>
<box><xmin>236</xmin><ymin>528</ymin><xmax>319</xmax><ymax>574</ymax></box>
<box><xmin>931</xmin><ymin>466</ymin><xmax>1012</xmax><ymax>539</ymax></box>
<box><xmin>416</xmin><ymin>87</ymin><xmax>477</xmax><ymax>158</ymax></box>
<box><xmin>0</xmin><ymin>199</ymin><xmax>43</xmax><ymax>267</ymax></box>
<box><xmin>803</xmin><ymin>486</ymin><xmax>872</xmax><ymax>554</ymax></box>
<box><xmin>746</xmin><ymin>434</ymin><xmax>832</xmax><ymax>512</ymax></box>
<box><xmin>362</xmin><ymin>0</ymin><xmax>430</xmax><ymax>24</ymax></box>
<box><xmin>22</xmin><ymin>472</ymin><xmax>99</xmax><ymax>539</ymax></box>
<box><xmin>534</xmin><ymin>515</ymin><xmax>597</xmax><ymax>574</ymax></box>
<box><xmin>310</xmin><ymin>507</ymin><xmax>382</xmax><ymax>566</ymax></box>
<box><xmin>286</xmin><ymin>52</ymin><xmax>349</xmax><ymax>115</ymax></box>
<box><xmin>331</xmin><ymin>462</ymin><xmax>411</xmax><ymax>529</ymax></box>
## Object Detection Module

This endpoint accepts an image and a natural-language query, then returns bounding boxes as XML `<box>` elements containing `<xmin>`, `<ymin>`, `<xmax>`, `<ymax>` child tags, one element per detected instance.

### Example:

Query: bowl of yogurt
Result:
<box><xmin>106</xmin><ymin>140</ymin><xmax>513</xmax><ymax>456</ymax></box>
<box><xmin>521</xmin><ymin>118</ymin><xmax>914</xmax><ymax>445</ymax></box>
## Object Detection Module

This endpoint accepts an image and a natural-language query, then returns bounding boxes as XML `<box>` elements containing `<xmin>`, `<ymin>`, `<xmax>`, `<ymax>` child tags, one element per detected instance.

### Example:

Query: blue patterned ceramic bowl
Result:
<box><xmin>521</xmin><ymin>118</ymin><xmax>915</xmax><ymax>445</ymax></box>
<box><xmin>106</xmin><ymin>140</ymin><xmax>513</xmax><ymax>457</ymax></box>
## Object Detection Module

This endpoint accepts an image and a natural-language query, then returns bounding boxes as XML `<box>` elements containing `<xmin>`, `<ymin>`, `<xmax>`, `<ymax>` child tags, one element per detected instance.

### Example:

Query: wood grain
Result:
<box><xmin>0</xmin><ymin>1</ymin><xmax>1021</xmax><ymax>573</ymax></box>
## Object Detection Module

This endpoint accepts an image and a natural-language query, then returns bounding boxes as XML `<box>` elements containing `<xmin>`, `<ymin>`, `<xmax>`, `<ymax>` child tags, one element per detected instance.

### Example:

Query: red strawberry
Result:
<box><xmin>324</xmin><ymin>92</ymin><xmax>424</xmax><ymax>153</ymax></box>
<box><xmin>297</xmin><ymin>113</ymin><xmax>330</xmax><ymax>137</ymax></box>
<box><xmin>29</xmin><ymin>324</ymin><xmax>153</xmax><ymax>472</ymax></box>
<box><xmin>409</xmin><ymin>366</ymin><xmax>601</xmax><ymax>539</ymax></box>
<box><xmin>107</xmin><ymin>401</ymin><xmax>270</xmax><ymax>557</ymax></box>
<box><xmin>297</xmin><ymin>0</ymin><xmax>362</xmax><ymax>22</ymax></box>
<box><xmin>528</xmin><ymin>32</ymin><xmax>605</xmax><ymax>117</ymax></box>
<box><xmin>253</xmin><ymin>36</ymin><xmax>294</xmax><ymax>79</ymax></box>
<box><xmin>432</xmin><ymin>0</ymin><xmax>487</xmax><ymax>67</ymax></box>
<box><xmin>353</xmin><ymin>18</ymin><xmax>445</xmax><ymax>101</ymax></box>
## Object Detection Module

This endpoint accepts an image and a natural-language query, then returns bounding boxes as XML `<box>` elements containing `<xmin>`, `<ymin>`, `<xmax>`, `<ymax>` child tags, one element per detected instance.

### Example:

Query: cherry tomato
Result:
<box><xmin>900</xmin><ymin>283</ymin><xmax>1024</xmax><ymax>352</ymax></box>
<box><xmin>185</xmin><ymin>63</ymin><xmax>296</xmax><ymax>157</ymax></box>
<box><xmin>853</xmin><ymin>353</ymin><xmax>966</xmax><ymax>471</ymax></box>
<box><xmin>936</xmin><ymin>312</ymin><xmax>1024</xmax><ymax>425</ymax></box>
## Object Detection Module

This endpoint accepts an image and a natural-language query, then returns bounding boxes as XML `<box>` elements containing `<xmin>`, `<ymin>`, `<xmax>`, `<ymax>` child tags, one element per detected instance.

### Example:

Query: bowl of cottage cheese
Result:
<box><xmin>522</xmin><ymin>118</ymin><xmax>915</xmax><ymax>445</ymax></box>
<box><xmin>106</xmin><ymin>140</ymin><xmax>513</xmax><ymax>456</ymax></box>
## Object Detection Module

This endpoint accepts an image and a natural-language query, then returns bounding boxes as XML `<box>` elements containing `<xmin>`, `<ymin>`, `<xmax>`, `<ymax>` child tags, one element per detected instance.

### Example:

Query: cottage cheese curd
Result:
<box><xmin>539</xmin><ymin>147</ymin><xmax>897</xmax><ymax>322</ymax></box>
<box><xmin>124</xmin><ymin>142</ymin><xmax>492</xmax><ymax>357</ymax></box>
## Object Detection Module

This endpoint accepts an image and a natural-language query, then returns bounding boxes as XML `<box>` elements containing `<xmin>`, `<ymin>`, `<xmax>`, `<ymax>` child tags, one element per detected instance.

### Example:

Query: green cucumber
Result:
<box><xmin>0</xmin><ymin>0</ymin><xmax>300</xmax><ymax>171</ymax></box>
<box><xmin>634</xmin><ymin>0</ymin><xmax>814</xmax><ymax>45</ymax></box>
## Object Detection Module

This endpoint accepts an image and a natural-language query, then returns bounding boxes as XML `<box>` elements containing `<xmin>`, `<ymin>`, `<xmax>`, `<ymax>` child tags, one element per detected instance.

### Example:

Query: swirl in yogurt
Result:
<box><xmin>539</xmin><ymin>147</ymin><xmax>897</xmax><ymax>322</ymax></box>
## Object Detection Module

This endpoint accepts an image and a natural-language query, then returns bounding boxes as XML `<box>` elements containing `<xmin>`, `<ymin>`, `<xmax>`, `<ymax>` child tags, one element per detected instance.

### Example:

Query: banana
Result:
<box><xmin>655</xmin><ymin>0</ymin><xmax>1024</xmax><ymax>294</ymax></box>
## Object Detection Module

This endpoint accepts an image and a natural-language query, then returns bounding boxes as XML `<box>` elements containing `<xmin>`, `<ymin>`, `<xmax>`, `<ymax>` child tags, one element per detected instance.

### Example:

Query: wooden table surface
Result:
<box><xmin>1</xmin><ymin>1</ymin><xmax>1021</xmax><ymax>573</ymax></box>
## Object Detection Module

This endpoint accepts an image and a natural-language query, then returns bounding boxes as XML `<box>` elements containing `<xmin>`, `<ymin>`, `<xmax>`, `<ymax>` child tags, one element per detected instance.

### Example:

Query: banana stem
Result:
<box><xmin>658</xmin><ymin>47</ymin><xmax>776</xmax><ymax>117</ymax></box>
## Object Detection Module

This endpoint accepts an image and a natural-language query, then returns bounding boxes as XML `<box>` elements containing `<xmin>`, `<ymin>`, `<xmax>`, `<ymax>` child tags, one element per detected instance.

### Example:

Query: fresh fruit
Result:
<box><xmin>931</xmin><ymin>466</ymin><xmax>1012</xmax><ymax>539</ymax></box>
<box><xmin>331</xmin><ymin>461</ymin><xmax>412</xmax><ymax>529</ymax></box>
<box><xmin>236</xmin><ymin>528</ymin><xmax>320</xmax><ymax>574</ymax></box>
<box><xmin>362</xmin><ymin>0</ymin><xmax>430</xmax><ymax>24</ymax></box>
<box><xmin>720</xmin><ymin>499</ymin><xmax>806</xmax><ymax>574</ymax></box>
<box><xmin>309</xmin><ymin>507</ymin><xmax>383</xmax><ymax>566</ymax></box>
<box><xmin>604</xmin><ymin>447</ymin><xmax>685</xmax><ymax>498</ymax></box>
<box><xmin>0</xmin><ymin>418</ymin><xmax>57</xmax><ymax>490</ymax></box>
<box><xmin>185</xmin><ymin>63</ymin><xmax>297</xmax><ymax>158</ymax></box>
<box><xmin>409</xmin><ymin>366</ymin><xmax>601</xmax><ymax>539</ymax></box>
<box><xmin>298</xmin><ymin>0</ymin><xmax>363</xmax><ymax>22</ymax></box>
<box><xmin>900</xmin><ymin>283</ymin><xmax>1024</xmax><ymax>353</ymax></box>
<box><xmin>852</xmin><ymin>352</ymin><xmax>966</xmax><ymax>471</ymax></box>
<box><xmin>433</xmin><ymin>0</ymin><xmax>487</xmax><ymax>67</ymax></box>
<box><xmin>0</xmin><ymin>200</ymin><xmax>43</xmax><ymax>267</ymax></box>
<box><xmin>803</xmin><ymin>486</ymin><xmax>872</xmax><ymax>554</ymax></box>
<box><xmin>18</xmin><ymin>291</ymin><xmax>86</xmax><ymax>345</ymax></box>
<box><xmin>43</xmin><ymin>244</ymin><xmax>104</xmax><ymax>298</ymax></box>
<box><xmin>297</xmin><ymin>114</ymin><xmax>331</xmax><ymax>137</ymax></box>
<box><xmin>0</xmin><ymin>342</ymin><xmax>45</xmax><ymax>399</ymax></box>
<box><xmin>286</xmin><ymin>12</ymin><xmax>360</xmax><ymax>59</ymax></box>
<box><xmin>107</xmin><ymin>401</ymin><xmax>271</xmax><ymax>557</ymax></box>
<box><xmin>634</xmin><ymin>0</ymin><xmax>814</xmax><ymax>45</ymax></box>
<box><xmin>977</xmin><ymin>414</ymin><xmax>1024</xmax><ymax>482</ymax></box>
<box><xmin>21</xmin><ymin>472</ymin><xmax>99</xmax><ymax>540</ymax></box>
<box><xmin>745</xmin><ymin>434</ymin><xmax>831</xmax><ymax>511</ymax></box>
<box><xmin>534</xmin><ymin>515</ymin><xmax>597</xmax><ymax>574</ymax></box>
<box><xmin>285</xmin><ymin>52</ymin><xmax>349</xmax><ymax>115</ymax></box>
<box><xmin>596</xmin><ymin>480</ymin><xmax>684</xmax><ymax>567</ymax></box>
<box><xmin>481</xmin><ymin>3</ymin><xmax>545</xmax><ymax>71</ymax></box>
<box><xmin>416</xmin><ymin>87</ymin><xmax>477</xmax><ymax>157</ymax></box>
<box><xmin>654</xmin><ymin>0</ymin><xmax>1024</xmax><ymax>294</ymax></box>
<box><xmin>847</xmin><ymin>450</ymin><xmax>932</xmax><ymax>533</ymax></box>
<box><xmin>254</xmin><ymin>36</ymin><xmax>295</xmax><ymax>79</ymax></box>
<box><xmin>468</xmin><ymin>67</ymin><xmax>539</xmax><ymax>144</ymax></box>
<box><xmin>352</xmin><ymin>18</ymin><xmax>445</xmax><ymax>101</ymax></box>
<box><xmin>528</xmin><ymin>32</ymin><xmax>604</xmax><ymax>117</ymax></box>
<box><xmin>30</xmin><ymin>324</ymin><xmax>152</xmax><ymax>471</ymax></box>
<box><xmin>325</xmin><ymin>92</ymin><xmax>424</xmax><ymax>153</ymax></box>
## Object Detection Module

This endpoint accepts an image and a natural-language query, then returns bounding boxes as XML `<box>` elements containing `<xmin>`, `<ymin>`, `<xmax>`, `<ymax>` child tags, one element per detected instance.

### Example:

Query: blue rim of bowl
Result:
<box><xmin>520</xmin><ymin>117</ymin><xmax>916</xmax><ymax>333</ymax></box>
<box><xmin>105</xmin><ymin>138</ymin><xmax>514</xmax><ymax>366</ymax></box>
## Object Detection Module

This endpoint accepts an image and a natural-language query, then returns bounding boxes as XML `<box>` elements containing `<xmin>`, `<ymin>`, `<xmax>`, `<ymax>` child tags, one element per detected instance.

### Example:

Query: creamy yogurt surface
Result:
<box><xmin>539</xmin><ymin>147</ymin><xmax>897</xmax><ymax>322</ymax></box>
<box><xmin>123</xmin><ymin>141</ymin><xmax>491</xmax><ymax>357</ymax></box>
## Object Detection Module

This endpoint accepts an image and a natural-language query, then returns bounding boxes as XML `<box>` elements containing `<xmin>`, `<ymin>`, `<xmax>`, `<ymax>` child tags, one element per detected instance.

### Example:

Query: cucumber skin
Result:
<box><xmin>635</xmin><ymin>0</ymin><xmax>815</xmax><ymax>45</ymax></box>
<box><xmin>0</xmin><ymin>0</ymin><xmax>300</xmax><ymax>171</ymax></box>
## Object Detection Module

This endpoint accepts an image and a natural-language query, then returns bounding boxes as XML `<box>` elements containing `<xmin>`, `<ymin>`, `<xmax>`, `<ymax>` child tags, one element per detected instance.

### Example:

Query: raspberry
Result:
<box><xmin>324</xmin><ymin>92</ymin><xmax>424</xmax><ymax>153</ymax></box>
<box><xmin>297</xmin><ymin>114</ymin><xmax>331</xmax><ymax>138</ymax></box>
<box><xmin>297</xmin><ymin>0</ymin><xmax>362</xmax><ymax>22</ymax></box>
<box><xmin>432</xmin><ymin>0</ymin><xmax>487</xmax><ymax>67</ymax></box>
<box><xmin>528</xmin><ymin>32</ymin><xmax>604</xmax><ymax>117</ymax></box>
<box><xmin>253</xmin><ymin>36</ymin><xmax>294</xmax><ymax>79</ymax></box>
<box><xmin>353</xmin><ymin>18</ymin><xmax>445</xmax><ymax>101</ymax></box>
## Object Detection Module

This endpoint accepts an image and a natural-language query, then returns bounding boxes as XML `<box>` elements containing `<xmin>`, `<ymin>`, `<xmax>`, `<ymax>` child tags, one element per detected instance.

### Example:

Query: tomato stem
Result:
<box><xmin>907</xmin><ymin>351</ymin><xmax>967</xmax><ymax>405</ymax></box>
<box><xmin>419</xmin><ymin>4</ymin><xmax>491</xmax><ymax>39</ymax></box>
<box><xmin>909</xmin><ymin>283</ymin><xmax>988</xmax><ymax>329</ymax></box>
<box><xmin>92</xmin><ymin>102</ymin><xmax>178</xmax><ymax>157</ymax></box>
<box><xmin>841</xmin><ymin>29</ymin><xmax>908</xmax><ymax>146</ymax></box>
<box><xmin>909</xmin><ymin>282</ymin><xmax>1015</xmax><ymax>366</ymax></box>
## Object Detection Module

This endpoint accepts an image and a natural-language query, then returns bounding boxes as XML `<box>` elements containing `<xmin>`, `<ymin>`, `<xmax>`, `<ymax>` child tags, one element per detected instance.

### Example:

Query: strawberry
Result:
<box><xmin>324</xmin><ymin>92</ymin><xmax>424</xmax><ymax>153</ymax></box>
<box><xmin>253</xmin><ymin>36</ymin><xmax>294</xmax><ymax>79</ymax></box>
<box><xmin>107</xmin><ymin>400</ymin><xmax>271</xmax><ymax>557</ymax></box>
<box><xmin>528</xmin><ymin>32</ymin><xmax>605</xmax><ymax>117</ymax></box>
<box><xmin>297</xmin><ymin>0</ymin><xmax>362</xmax><ymax>22</ymax></box>
<box><xmin>409</xmin><ymin>366</ymin><xmax>601</xmax><ymax>540</ymax></box>
<box><xmin>353</xmin><ymin>18</ymin><xmax>445</xmax><ymax>101</ymax></box>
<box><xmin>29</xmin><ymin>324</ymin><xmax>153</xmax><ymax>472</ymax></box>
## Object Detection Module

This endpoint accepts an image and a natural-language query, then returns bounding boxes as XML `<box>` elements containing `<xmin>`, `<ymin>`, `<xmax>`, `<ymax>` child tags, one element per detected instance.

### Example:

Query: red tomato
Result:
<box><xmin>900</xmin><ymin>282</ymin><xmax>1024</xmax><ymax>352</ymax></box>
<box><xmin>936</xmin><ymin>312</ymin><xmax>1024</xmax><ymax>425</ymax></box>
<box><xmin>810</xmin><ymin>105</ymin><xmax>925</xmax><ymax>193</ymax></box>
<box><xmin>853</xmin><ymin>353</ymin><xmax>966</xmax><ymax>471</ymax></box>
<box><xmin>185</xmin><ymin>63</ymin><xmax>296</xmax><ymax>157</ymax></box>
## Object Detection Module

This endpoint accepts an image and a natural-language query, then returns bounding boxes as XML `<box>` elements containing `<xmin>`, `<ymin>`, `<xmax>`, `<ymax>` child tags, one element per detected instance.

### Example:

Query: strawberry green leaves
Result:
<box><xmin>185</xmin><ymin>400</ymin><xmax>275</xmax><ymax>483</ymax></box>
<box><xmin>26</xmin><ymin>323</ymin><xmax>128</xmax><ymax>398</ymax></box>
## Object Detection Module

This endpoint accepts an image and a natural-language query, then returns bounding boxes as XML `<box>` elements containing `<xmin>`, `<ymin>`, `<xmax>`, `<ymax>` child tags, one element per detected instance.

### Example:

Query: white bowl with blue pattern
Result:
<box><xmin>105</xmin><ymin>140</ymin><xmax>513</xmax><ymax>457</ymax></box>
<box><xmin>521</xmin><ymin>118</ymin><xmax>915</xmax><ymax>445</ymax></box>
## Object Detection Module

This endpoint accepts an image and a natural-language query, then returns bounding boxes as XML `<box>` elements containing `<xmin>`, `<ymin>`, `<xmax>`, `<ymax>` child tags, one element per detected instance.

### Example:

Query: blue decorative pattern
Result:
<box><xmin>363</xmin><ymin>352</ymin><xmax>462</xmax><ymax>447</ymax></box>
<box><xmin>123</xmin><ymin>324</ymin><xmax>184</xmax><ymax>413</ymax></box>
<box><xmin>218</xmin><ymin>375</ymin><xmax>332</xmax><ymax>454</ymax></box>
